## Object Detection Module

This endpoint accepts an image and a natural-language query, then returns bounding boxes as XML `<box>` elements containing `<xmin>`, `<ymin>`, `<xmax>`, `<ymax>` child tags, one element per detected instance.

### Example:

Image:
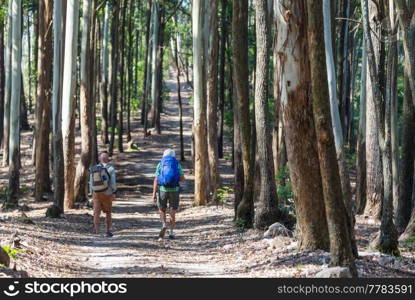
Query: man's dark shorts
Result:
<box><xmin>157</xmin><ymin>190</ymin><xmax>180</xmax><ymax>210</ymax></box>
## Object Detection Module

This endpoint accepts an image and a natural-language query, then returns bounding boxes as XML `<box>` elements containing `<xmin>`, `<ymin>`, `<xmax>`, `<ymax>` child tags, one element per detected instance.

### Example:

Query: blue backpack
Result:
<box><xmin>157</xmin><ymin>156</ymin><xmax>180</xmax><ymax>188</ymax></box>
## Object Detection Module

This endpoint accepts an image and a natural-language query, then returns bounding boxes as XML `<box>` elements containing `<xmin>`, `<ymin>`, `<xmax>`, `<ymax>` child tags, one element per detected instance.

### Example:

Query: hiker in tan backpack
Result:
<box><xmin>89</xmin><ymin>151</ymin><xmax>117</xmax><ymax>237</ymax></box>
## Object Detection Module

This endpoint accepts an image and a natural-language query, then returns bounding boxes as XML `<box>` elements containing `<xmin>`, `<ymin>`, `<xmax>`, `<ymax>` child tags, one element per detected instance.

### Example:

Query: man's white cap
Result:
<box><xmin>163</xmin><ymin>149</ymin><xmax>175</xmax><ymax>157</ymax></box>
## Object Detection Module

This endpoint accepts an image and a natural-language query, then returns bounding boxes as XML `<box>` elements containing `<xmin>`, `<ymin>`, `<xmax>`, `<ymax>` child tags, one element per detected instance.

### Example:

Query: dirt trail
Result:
<box><xmin>2</xmin><ymin>72</ymin><xmax>415</xmax><ymax>278</ymax></box>
<box><xmin>75</xmin><ymin>72</ymin><xmax>236</xmax><ymax>277</ymax></box>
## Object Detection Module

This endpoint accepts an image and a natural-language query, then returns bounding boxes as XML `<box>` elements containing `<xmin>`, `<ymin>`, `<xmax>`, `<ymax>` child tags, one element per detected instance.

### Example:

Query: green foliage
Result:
<box><xmin>1</xmin><ymin>245</ymin><xmax>25</xmax><ymax>260</ymax></box>
<box><xmin>223</xmin><ymin>152</ymin><xmax>232</xmax><ymax>162</ymax></box>
<box><xmin>96</xmin><ymin>116</ymin><xmax>102</xmax><ymax>131</ymax></box>
<box><xmin>107</xmin><ymin>126</ymin><xmax>119</xmax><ymax>134</ymax></box>
<box><xmin>216</xmin><ymin>186</ymin><xmax>233</xmax><ymax>204</ymax></box>
<box><xmin>275</xmin><ymin>167</ymin><xmax>295</xmax><ymax>216</ymax></box>
<box><xmin>276</xmin><ymin>167</ymin><xmax>293</xmax><ymax>202</ymax></box>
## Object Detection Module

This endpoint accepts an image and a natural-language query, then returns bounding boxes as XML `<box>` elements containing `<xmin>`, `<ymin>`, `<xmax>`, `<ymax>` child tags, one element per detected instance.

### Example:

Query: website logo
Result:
<box><xmin>3</xmin><ymin>281</ymin><xmax>20</xmax><ymax>297</ymax></box>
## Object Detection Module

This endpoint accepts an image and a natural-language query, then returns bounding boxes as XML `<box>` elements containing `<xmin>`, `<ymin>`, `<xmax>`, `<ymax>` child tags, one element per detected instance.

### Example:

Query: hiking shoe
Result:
<box><xmin>106</xmin><ymin>231</ymin><xmax>113</xmax><ymax>238</ymax></box>
<box><xmin>159</xmin><ymin>226</ymin><xmax>167</xmax><ymax>239</ymax></box>
<box><xmin>168</xmin><ymin>233</ymin><xmax>175</xmax><ymax>240</ymax></box>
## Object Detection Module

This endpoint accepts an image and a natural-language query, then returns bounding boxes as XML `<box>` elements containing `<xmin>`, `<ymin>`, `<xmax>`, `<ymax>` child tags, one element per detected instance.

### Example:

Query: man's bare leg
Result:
<box><xmin>94</xmin><ymin>214</ymin><xmax>100</xmax><ymax>234</ymax></box>
<box><xmin>93</xmin><ymin>195</ymin><xmax>101</xmax><ymax>234</ymax></box>
<box><xmin>159</xmin><ymin>209</ymin><xmax>167</xmax><ymax>238</ymax></box>
<box><xmin>169</xmin><ymin>210</ymin><xmax>176</xmax><ymax>235</ymax></box>
<box><xmin>105</xmin><ymin>212</ymin><xmax>112</xmax><ymax>233</ymax></box>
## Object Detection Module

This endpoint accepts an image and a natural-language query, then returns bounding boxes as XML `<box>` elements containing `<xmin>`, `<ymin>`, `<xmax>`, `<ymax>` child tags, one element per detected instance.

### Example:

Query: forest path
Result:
<box><xmin>75</xmin><ymin>71</ymin><xmax>236</xmax><ymax>277</ymax></box>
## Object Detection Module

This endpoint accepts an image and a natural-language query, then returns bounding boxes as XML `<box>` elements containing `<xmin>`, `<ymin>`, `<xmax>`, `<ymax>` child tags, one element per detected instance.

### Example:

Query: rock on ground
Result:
<box><xmin>263</xmin><ymin>222</ymin><xmax>293</xmax><ymax>239</ymax></box>
<box><xmin>315</xmin><ymin>267</ymin><xmax>352</xmax><ymax>278</ymax></box>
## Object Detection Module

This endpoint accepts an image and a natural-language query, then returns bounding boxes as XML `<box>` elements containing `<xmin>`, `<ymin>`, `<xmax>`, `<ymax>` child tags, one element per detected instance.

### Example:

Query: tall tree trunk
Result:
<box><xmin>6</xmin><ymin>0</ymin><xmax>22</xmax><ymax>208</ymax></box>
<box><xmin>233</xmin><ymin>0</ymin><xmax>254</xmax><ymax>228</ymax></box>
<box><xmin>27</xmin><ymin>10</ymin><xmax>32</xmax><ymax>113</ymax></box>
<box><xmin>52</xmin><ymin>0</ymin><xmax>65</xmax><ymax>212</ymax></box>
<box><xmin>173</xmin><ymin>22</ymin><xmax>185</xmax><ymax>162</ymax></box>
<box><xmin>74</xmin><ymin>0</ymin><xmax>93</xmax><ymax>203</ymax></box>
<box><xmin>206</xmin><ymin>0</ymin><xmax>219</xmax><ymax>201</ymax></box>
<box><xmin>100</xmin><ymin>2</ymin><xmax>110</xmax><ymax>144</ymax></box>
<box><xmin>307</xmin><ymin>0</ymin><xmax>357</xmax><ymax>275</ymax></box>
<box><xmin>150</xmin><ymin>0</ymin><xmax>161</xmax><ymax>133</ymax></box>
<box><xmin>397</xmin><ymin>76</ymin><xmax>415</xmax><ymax>233</ymax></box>
<box><xmin>217</xmin><ymin>0</ymin><xmax>227</xmax><ymax>159</ymax></box>
<box><xmin>0</xmin><ymin>18</ymin><xmax>5</xmax><ymax>148</ymax></box>
<box><xmin>2</xmin><ymin>0</ymin><xmax>12</xmax><ymax>167</ymax></box>
<box><xmin>339</xmin><ymin>0</ymin><xmax>351</xmax><ymax>139</ymax></box>
<box><xmin>193</xmin><ymin>0</ymin><xmax>209</xmax><ymax>206</ymax></box>
<box><xmin>141</xmin><ymin>0</ymin><xmax>152</xmax><ymax>127</ymax></box>
<box><xmin>34</xmin><ymin>0</ymin><xmax>53</xmax><ymax>203</ymax></box>
<box><xmin>274</xmin><ymin>0</ymin><xmax>329</xmax><ymax>250</ymax></box>
<box><xmin>356</xmin><ymin>38</ymin><xmax>368</xmax><ymax>214</ymax></box>
<box><xmin>364</xmin><ymin>0</ymin><xmax>384</xmax><ymax>218</ymax></box>
<box><xmin>387</xmin><ymin>2</ymin><xmax>399</xmax><ymax>221</ymax></box>
<box><xmin>90</xmin><ymin>1</ymin><xmax>98</xmax><ymax>165</ymax></box>
<box><xmin>117</xmin><ymin>0</ymin><xmax>127</xmax><ymax>153</ymax></box>
<box><xmin>362</xmin><ymin>0</ymin><xmax>399</xmax><ymax>255</ymax></box>
<box><xmin>253</xmin><ymin>0</ymin><xmax>280</xmax><ymax>229</ymax></box>
<box><xmin>394</xmin><ymin>1</ymin><xmax>415</xmax><ymax>107</ymax></box>
<box><xmin>62</xmin><ymin>0</ymin><xmax>79</xmax><ymax>209</ymax></box>
<box><xmin>322</xmin><ymin>0</ymin><xmax>357</xmax><ymax>258</ymax></box>
<box><xmin>156</xmin><ymin>13</ymin><xmax>165</xmax><ymax>133</ymax></box>
<box><xmin>395</xmin><ymin>0</ymin><xmax>415</xmax><ymax>234</ymax></box>
<box><xmin>126</xmin><ymin>0</ymin><xmax>134</xmax><ymax>143</ymax></box>
<box><xmin>33</xmin><ymin>0</ymin><xmax>38</xmax><ymax>99</ymax></box>
<box><xmin>108</xmin><ymin>0</ymin><xmax>119</xmax><ymax>156</ymax></box>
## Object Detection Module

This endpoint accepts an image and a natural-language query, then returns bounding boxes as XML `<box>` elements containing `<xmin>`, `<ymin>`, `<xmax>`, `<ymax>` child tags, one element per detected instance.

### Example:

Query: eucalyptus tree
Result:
<box><xmin>62</xmin><ymin>0</ymin><xmax>80</xmax><ymax>209</ymax></box>
<box><xmin>253</xmin><ymin>0</ymin><xmax>279</xmax><ymax>229</ymax></box>
<box><xmin>0</xmin><ymin>12</ymin><xmax>4</xmax><ymax>149</ymax></box>
<box><xmin>274</xmin><ymin>0</ymin><xmax>329</xmax><ymax>250</ymax></box>
<box><xmin>100</xmin><ymin>1</ymin><xmax>110</xmax><ymax>144</ymax></box>
<box><xmin>362</xmin><ymin>0</ymin><xmax>399</xmax><ymax>255</ymax></box>
<box><xmin>192</xmin><ymin>0</ymin><xmax>209</xmax><ymax>206</ymax></box>
<box><xmin>108</xmin><ymin>0</ymin><xmax>119</xmax><ymax>156</ymax></box>
<box><xmin>34</xmin><ymin>0</ymin><xmax>53</xmax><ymax>203</ymax></box>
<box><xmin>322</xmin><ymin>0</ymin><xmax>357</xmax><ymax>257</ymax></box>
<box><xmin>365</xmin><ymin>0</ymin><xmax>384</xmax><ymax>218</ymax></box>
<box><xmin>51</xmin><ymin>0</ymin><xmax>65</xmax><ymax>212</ymax></box>
<box><xmin>233</xmin><ymin>0</ymin><xmax>252</xmax><ymax>225</ymax></box>
<box><xmin>6</xmin><ymin>0</ymin><xmax>22</xmax><ymax>208</ymax></box>
<box><xmin>394</xmin><ymin>0</ymin><xmax>415</xmax><ymax>236</ymax></box>
<box><xmin>206</xmin><ymin>0</ymin><xmax>219</xmax><ymax>201</ymax></box>
<box><xmin>150</xmin><ymin>0</ymin><xmax>161</xmax><ymax>133</ymax></box>
<box><xmin>356</xmin><ymin>38</ymin><xmax>368</xmax><ymax>214</ymax></box>
<box><xmin>307</xmin><ymin>0</ymin><xmax>357</xmax><ymax>275</ymax></box>
<box><xmin>2</xmin><ymin>0</ymin><xmax>12</xmax><ymax>167</ymax></box>
<box><xmin>74</xmin><ymin>0</ymin><xmax>93</xmax><ymax>203</ymax></box>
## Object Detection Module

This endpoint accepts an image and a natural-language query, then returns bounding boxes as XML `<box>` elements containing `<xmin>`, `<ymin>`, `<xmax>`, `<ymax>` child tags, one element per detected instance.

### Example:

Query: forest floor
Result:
<box><xmin>1</xmin><ymin>72</ymin><xmax>415</xmax><ymax>278</ymax></box>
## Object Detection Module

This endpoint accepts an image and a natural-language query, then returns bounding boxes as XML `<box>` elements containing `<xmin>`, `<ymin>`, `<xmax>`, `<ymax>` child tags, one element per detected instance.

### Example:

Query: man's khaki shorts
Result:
<box><xmin>93</xmin><ymin>193</ymin><xmax>113</xmax><ymax>214</ymax></box>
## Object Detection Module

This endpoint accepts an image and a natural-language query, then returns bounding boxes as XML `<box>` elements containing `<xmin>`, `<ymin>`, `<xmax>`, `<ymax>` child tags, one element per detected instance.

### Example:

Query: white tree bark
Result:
<box><xmin>150</xmin><ymin>0</ymin><xmax>160</xmax><ymax>128</ymax></box>
<box><xmin>2</xmin><ymin>0</ymin><xmax>12</xmax><ymax>167</ymax></box>
<box><xmin>193</xmin><ymin>0</ymin><xmax>209</xmax><ymax>205</ymax></box>
<box><xmin>62</xmin><ymin>0</ymin><xmax>80</xmax><ymax>209</ymax></box>
<box><xmin>73</xmin><ymin>0</ymin><xmax>93</xmax><ymax>203</ymax></box>
<box><xmin>102</xmin><ymin>3</ymin><xmax>109</xmax><ymax>84</ymax></box>
<box><xmin>7</xmin><ymin>0</ymin><xmax>22</xmax><ymax>206</ymax></box>
<box><xmin>52</xmin><ymin>0</ymin><xmax>65</xmax><ymax>211</ymax></box>
<box><xmin>323</xmin><ymin>0</ymin><xmax>343</xmax><ymax>152</ymax></box>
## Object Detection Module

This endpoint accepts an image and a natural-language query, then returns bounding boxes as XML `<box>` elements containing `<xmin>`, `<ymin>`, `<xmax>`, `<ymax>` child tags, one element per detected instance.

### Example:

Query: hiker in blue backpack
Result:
<box><xmin>152</xmin><ymin>149</ymin><xmax>185</xmax><ymax>240</ymax></box>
